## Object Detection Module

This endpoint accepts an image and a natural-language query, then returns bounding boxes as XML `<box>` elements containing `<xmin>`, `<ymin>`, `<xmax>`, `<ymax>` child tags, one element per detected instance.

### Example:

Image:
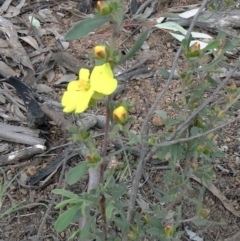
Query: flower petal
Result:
<box><xmin>75</xmin><ymin>89</ymin><xmax>94</xmax><ymax>113</ymax></box>
<box><xmin>79</xmin><ymin>68</ymin><xmax>90</xmax><ymax>81</ymax></box>
<box><xmin>91</xmin><ymin>63</ymin><xmax>117</xmax><ymax>95</ymax></box>
<box><xmin>67</xmin><ymin>81</ymin><xmax>79</xmax><ymax>91</ymax></box>
<box><xmin>62</xmin><ymin>91</ymin><xmax>79</xmax><ymax>113</ymax></box>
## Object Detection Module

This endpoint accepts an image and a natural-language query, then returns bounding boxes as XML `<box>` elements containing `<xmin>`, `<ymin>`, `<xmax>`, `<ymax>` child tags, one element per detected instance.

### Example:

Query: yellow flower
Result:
<box><xmin>113</xmin><ymin>106</ymin><xmax>128</xmax><ymax>124</ymax></box>
<box><xmin>62</xmin><ymin>63</ymin><xmax>117</xmax><ymax>113</ymax></box>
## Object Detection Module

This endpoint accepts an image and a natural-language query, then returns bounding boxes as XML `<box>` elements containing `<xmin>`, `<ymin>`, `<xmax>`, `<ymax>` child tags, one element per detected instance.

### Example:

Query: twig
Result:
<box><xmin>145</xmin><ymin>115</ymin><xmax>239</xmax><ymax>160</ymax></box>
<box><xmin>125</xmin><ymin>0</ymin><xmax>209</xmax><ymax>227</ymax></box>
<box><xmin>167</xmin><ymin>64</ymin><xmax>239</xmax><ymax>141</ymax></box>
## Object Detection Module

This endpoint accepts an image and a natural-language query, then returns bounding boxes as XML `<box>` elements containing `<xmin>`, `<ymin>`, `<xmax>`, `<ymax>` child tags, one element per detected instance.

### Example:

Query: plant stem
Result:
<box><xmin>99</xmin><ymin>96</ymin><xmax>111</xmax><ymax>241</ymax></box>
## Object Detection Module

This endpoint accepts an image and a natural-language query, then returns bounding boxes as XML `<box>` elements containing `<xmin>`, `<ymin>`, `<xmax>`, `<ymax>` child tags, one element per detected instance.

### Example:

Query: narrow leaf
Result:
<box><xmin>202</xmin><ymin>40</ymin><xmax>219</xmax><ymax>51</ymax></box>
<box><xmin>159</xmin><ymin>67</ymin><xmax>170</xmax><ymax>78</ymax></box>
<box><xmin>65</xmin><ymin>16</ymin><xmax>112</xmax><ymax>40</ymax></box>
<box><xmin>156</xmin><ymin>21</ymin><xmax>187</xmax><ymax>35</ymax></box>
<box><xmin>198</xmin><ymin>55</ymin><xmax>225</xmax><ymax>72</ymax></box>
<box><xmin>118</xmin><ymin>29</ymin><xmax>151</xmax><ymax>64</ymax></box>
<box><xmin>52</xmin><ymin>189</ymin><xmax>79</xmax><ymax>199</ymax></box>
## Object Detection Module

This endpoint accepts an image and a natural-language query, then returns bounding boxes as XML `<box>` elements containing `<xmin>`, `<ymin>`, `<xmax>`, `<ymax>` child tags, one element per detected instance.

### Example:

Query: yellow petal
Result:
<box><xmin>75</xmin><ymin>89</ymin><xmax>94</xmax><ymax>113</ymax></box>
<box><xmin>67</xmin><ymin>81</ymin><xmax>79</xmax><ymax>91</ymax></box>
<box><xmin>62</xmin><ymin>91</ymin><xmax>79</xmax><ymax>113</ymax></box>
<box><xmin>79</xmin><ymin>68</ymin><xmax>90</xmax><ymax>81</ymax></box>
<box><xmin>91</xmin><ymin>63</ymin><xmax>117</xmax><ymax>95</ymax></box>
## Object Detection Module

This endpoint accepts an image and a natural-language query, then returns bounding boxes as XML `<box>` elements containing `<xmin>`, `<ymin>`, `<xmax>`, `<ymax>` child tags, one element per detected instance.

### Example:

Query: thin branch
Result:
<box><xmin>168</xmin><ymin>64</ymin><xmax>239</xmax><ymax>141</ymax></box>
<box><xmin>144</xmin><ymin>115</ymin><xmax>239</xmax><ymax>161</ymax></box>
<box><xmin>125</xmin><ymin>0</ymin><xmax>210</xmax><ymax>227</ymax></box>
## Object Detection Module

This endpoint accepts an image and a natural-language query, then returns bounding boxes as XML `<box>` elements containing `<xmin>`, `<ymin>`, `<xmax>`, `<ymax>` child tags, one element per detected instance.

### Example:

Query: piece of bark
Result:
<box><xmin>0</xmin><ymin>122</ymin><xmax>40</xmax><ymax>137</ymax></box>
<box><xmin>0</xmin><ymin>130</ymin><xmax>45</xmax><ymax>146</ymax></box>
<box><xmin>53</xmin><ymin>51</ymin><xmax>87</xmax><ymax>74</ymax></box>
<box><xmin>0</xmin><ymin>145</ymin><xmax>46</xmax><ymax>166</ymax></box>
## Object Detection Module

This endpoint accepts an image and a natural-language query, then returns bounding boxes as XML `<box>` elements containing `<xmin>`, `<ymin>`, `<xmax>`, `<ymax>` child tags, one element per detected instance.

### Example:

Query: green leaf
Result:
<box><xmin>216</xmin><ymin>31</ymin><xmax>226</xmax><ymax>41</ymax></box>
<box><xmin>69</xmin><ymin>230</ymin><xmax>81</xmax><ymax>240</ymax></box>
<box><xmin>159</xmin><ymin>67</ymin><xmax>170</xmax><ymax>78</ymax></box>
<box><xmin>190</xmin><ymin>126</ymin><xmax>200</xmax><ymax>136</ymax></box>
<box><xmin>170</xmin><ymin>102</ymin><xmax>182</xmax><ymax>111</ymax></box>
<box><xmin>182</xmin><ymin>34</ymin><xmax>193</xmax><ymax>50</ymax></box>
<box><xmin>66</xmin><ymin>161</ymin><xmax>89</xmax><ymax>185</ymax></box>
<box><xmin>149</xmin><ymin>216</ymin><xmax>164</xmax><ymax>229</ymax></box>
<box><xmin>52</xmin><ymin>189</ymin><xmax>79</xmax><ymax>199</ymax></box>
<box><xmin>193</xmin><ymin>217</ymin><xmax>207</xmax><ymax>226</ymax></box>
<box><xmin>80</xmin><ymin>219</ymin><xmax>92</xmax><ymax>240</ymax></box>
<box><xmin>202</xmin><ymin>40</ymin><xmax>219</xmax><ymax>51</ymax></box>
<box><xmin>156</xmin><ymin>21</ymin><xmax>187</xmax><ymax>35</ymax></box>
<box><xmin>68</xmin><ymin>125</ymin><xmax>79</xmax><ymax>134</ymax></box>
<box><xmin>165</xmin><ymin>118</ymin><xmax>181</xmax><ymax>126</ymax></box>
<box><xmin>155</xmin><ymin>110</ymin><xmax>167</xmax><ymax>120</ymax></box>
<box><xmin>118</xmin><ymin>29</ymin><xmax>151</xmax><ymax>64</ymax></box>
<box><xmin>55</xmin><ymin>198</ymin><xmax>82</xmax><ymax>209</ymax></box>
<box><xmin>160</xmin><ymin>194</ymin><xmax>175</xmax><ymax>203</ymax></box>
<box><xmin>110</xmin><ymin>182</ymin><xmax>127</xmax><ymax>199</ymax></box>
<box><xmin>106</xmin><ymin>201</ymin><xmax>115</xmax><ymax>220</ymax></box>
<box><xmin>146</xmin><ymin>227</ymin><xmax>161</xmax><ymax>236</ymax></box>
<box><xmin>198</xmin><ymin>54</ymin><xmax>225</xmax><ymax>72</ymax></box>
<box><xmin>65</xmin><ymin>16</ymin><xmax>112</xmax><ymax>40</ymax></box>
<box><xmin>55</xmin><ymin>205</ymin><xmax>81</xmax><ymax>232</ymax></box>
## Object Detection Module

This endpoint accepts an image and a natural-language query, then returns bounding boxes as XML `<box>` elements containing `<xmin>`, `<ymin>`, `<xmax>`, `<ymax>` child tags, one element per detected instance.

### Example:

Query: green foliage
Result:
<box><xmin>66</xmin><ymin>161</ymin><xmax>89</xmax><ymax>185</ymax></box>
<box><xmin>65</xmin><ymin>16</ymin><xmax>112</xmax><ymax>41</ymax></box>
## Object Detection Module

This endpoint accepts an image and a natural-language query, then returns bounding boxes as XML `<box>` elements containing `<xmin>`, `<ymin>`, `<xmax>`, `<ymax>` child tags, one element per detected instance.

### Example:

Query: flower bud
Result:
<box><xmin>127</xmin><ymin>231</ymin><xmax>137</xmax><ymax>240</ymax></box>
<box><xmin>97</xmin><ymin>1</ymin><xmax>113</xmax><ymax>16</ymax></box>
<box><xmin>203</xmin><ymin>146</ymin><xmax>211</xmax><ymax>155</ymax></box>
<box><xmin>78</xmin><ymin>128</ymin><xmax>89</xmax><ymax>140</ymax></box>
<box><xmin>94</xmin><ymin>45</ymin><xmax>107</xmax><ymax>60</ymax></box>
<box><xmin>164</xmin><ymin>224</ymin><xmax>174</xmax><ymax>237</ymax></box>
<box><xmin>113</xmin><ymin>106</ymin><xmax>128</xmax><ymax>124</ymax></box>
<box><xmin>196</xmin><ymin>145</ymin><xmax>204</xmax><ymax>153</ymax></box>
<box><xmin>148</xmin><ymin>137</ymin><xmax>156</xmax><ymax>146</ymax></box>
<box><xmin>188</xmin><ymin>42</ymin><xmax>201</xmax><ymax>57</ymax></box>
<box><xmin>86</xmin><ymin>152</ymin><xmax>101</xmax><ymax>163</ymax></box>
<box><xmin>199</xmin><ymin>208</ymin><xmax>210</xmax><ymax>218</ymax></box>
<box><xmin>191</xmin><ymin>160</ymin><xmax>198</xmax><ymax>170</ymax></box>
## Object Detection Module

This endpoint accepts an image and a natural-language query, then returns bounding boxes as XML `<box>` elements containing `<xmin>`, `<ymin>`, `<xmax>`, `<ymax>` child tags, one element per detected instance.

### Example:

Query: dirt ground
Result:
<box><xmin>1</xmin><ymin>0</ymin><xmax>240</xmax><ymax>240</ymax></box>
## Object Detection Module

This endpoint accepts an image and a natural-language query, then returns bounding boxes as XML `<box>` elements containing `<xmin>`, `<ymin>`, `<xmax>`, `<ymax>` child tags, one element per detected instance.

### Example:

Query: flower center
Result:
<box><xmin>77</xmin><ymin>79</ymin><xmax>90</xmax><ymax>91</ymax></box>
